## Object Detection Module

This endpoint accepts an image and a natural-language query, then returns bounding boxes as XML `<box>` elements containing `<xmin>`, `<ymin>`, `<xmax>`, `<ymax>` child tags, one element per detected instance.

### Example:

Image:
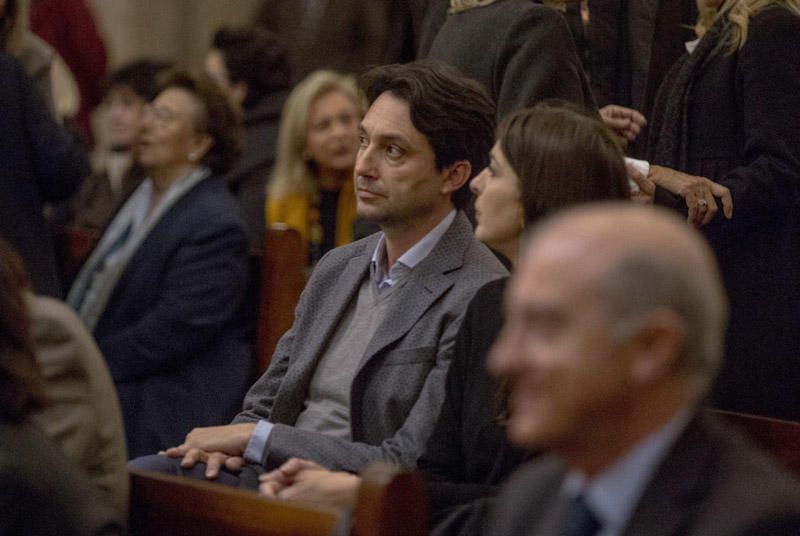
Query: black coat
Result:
<box><xmin>650</xmin><ymin>7</ymin><xmax>800</xmax><ymax>420</ymax></box>
<box><xmin>419</xmin><ymin>278</ymin><xmax>528</xmax><ymax>536</ymax></box>
<box><xmin>425</xmin><ymin>0</ymin><xmax>596</xmax><ymax>121</ymax></box>
<box><xmin>0</xmin><ymin>53</ymin><xmax>89</xmax><ymax>297</ymax></box>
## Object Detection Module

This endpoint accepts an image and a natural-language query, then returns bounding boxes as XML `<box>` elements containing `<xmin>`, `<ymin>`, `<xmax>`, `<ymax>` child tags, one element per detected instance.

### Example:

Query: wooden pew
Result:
<box><xmin>129</xmin><ymin>463</ymin><xmax>428</xmax><ymax>536</ymax></box>
<box><xmin>711</xmin><ymin>409</ymin><xmax>800</xmax><ymax>478</ymax></box>
<box><xmin>255</xmin><ymin>226</ymin><xmax>306</xmax><ymax>376</ymax></box>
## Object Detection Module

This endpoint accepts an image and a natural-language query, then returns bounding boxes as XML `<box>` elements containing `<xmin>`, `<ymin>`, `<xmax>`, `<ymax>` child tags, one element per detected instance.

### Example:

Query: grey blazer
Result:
<box><xmin>487</xmin><ymin>413</ymin><xmax>800</xmax><ymax>536</ymax></box>
<box><xmin>234</xmin><ymin>212</ymin><xmax>507</xmax><ymax>472</ymax></box>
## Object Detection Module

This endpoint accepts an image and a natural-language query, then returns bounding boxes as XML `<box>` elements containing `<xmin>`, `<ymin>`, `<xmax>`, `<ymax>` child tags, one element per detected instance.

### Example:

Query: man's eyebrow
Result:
<box><xmin>358</xmin><ymin>124</ymin><xmax>410</xmax><ymax>146</ymax></box>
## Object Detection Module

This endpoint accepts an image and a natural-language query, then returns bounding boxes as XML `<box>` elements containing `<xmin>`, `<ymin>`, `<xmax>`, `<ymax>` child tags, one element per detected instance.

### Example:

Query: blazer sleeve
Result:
<box><xmin>98</xmin><ymin>222</ymin><xmax>248</xmax><ymax>382</ymax></box>
<box><xmin>18</xmin><ymin>57</ymin><xmax>89</xmax><ymax>202</ymax></box>
<box><xmin>713</xmin><ymin>10</ymin><xmax>800</xmax><ymax>228</ymax></box>
<box><xmin>494</xmin><ymin>6</ymin><xmax>595</xmax><ymax>120</ymax></box>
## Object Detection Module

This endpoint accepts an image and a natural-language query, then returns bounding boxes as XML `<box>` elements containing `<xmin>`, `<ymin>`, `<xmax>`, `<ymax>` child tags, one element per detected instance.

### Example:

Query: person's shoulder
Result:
<box><xmin>746</xmin><ymin>5</ymin><xmax>800</xmax><ymax>50</ymax></box>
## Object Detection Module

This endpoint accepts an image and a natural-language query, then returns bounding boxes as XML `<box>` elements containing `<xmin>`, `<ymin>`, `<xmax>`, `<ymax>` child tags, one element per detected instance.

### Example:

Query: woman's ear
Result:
<box><xmin>189</xmin><ymin>134</ymin><xmax>214</xmax><ymax>163</ymax></box>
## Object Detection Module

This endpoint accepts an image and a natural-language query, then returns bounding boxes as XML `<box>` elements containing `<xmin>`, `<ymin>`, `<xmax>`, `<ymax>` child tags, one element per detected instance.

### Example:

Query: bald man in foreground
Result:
<box><xmin>487</xmin><ymin>204</ymin><xmax>800</xmax><ymax>536</ymax></box>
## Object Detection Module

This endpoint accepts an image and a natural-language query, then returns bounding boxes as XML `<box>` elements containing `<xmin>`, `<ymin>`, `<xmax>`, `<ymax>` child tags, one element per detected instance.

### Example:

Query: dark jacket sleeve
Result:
<box><xmin>98</xmin><ymin>222</ymin><xmax>248</xmax><ymax>382</ymax></box>
<box><xmin>19</xmin><ymin>56</ymin><xmax>89</xmax><ymax>202</ymax></box>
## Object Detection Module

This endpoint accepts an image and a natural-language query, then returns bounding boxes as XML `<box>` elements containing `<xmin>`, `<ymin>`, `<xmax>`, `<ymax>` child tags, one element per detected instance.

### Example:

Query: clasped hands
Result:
<box><xmin>160</xmin><ymin>422</ymin><xmax>256</xmax><ymax>479</ymax></box>
<box><xmin>258</xmin><ymin>458</ymin><xmax>360</xmax><ymax>509</ymax></box>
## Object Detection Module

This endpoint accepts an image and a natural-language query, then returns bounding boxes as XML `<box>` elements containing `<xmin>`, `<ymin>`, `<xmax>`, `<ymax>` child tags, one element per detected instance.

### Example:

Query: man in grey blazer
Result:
<box><xmin>486</xmin><ymin>204</ymin><xmax>800</xmax><ymax>536</ymax></box>
<box><xmin>133</xmin><ymin>61</ymin><xmax>507</xmax><ymax>487</ymax></box>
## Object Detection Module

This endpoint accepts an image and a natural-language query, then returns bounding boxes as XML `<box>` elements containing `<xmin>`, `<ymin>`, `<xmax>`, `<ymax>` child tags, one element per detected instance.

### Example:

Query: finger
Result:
<box><xmin>711</xmin><ymin>183</ymin><xmax>734</xmax><ymax>219</ymax></box>
<box><xmin>224</xmin><ymin>456</ymin><xmax>243</xmax><ymax>472</ymax></box>
<box><xmin>684</xmin><ymin>191</ymin><xmax>703</xmax><ymax>228</ymax></box>
<box><xmin>205</xmin><ymin>453</ymin><xmax>226</xmax><ymax>479</ymax></box>
<box><xmin>630</xmin><ymin>109</ymin><xmax>647</xmax><ymax>126</ymax></box>
<box><xmin>259</xmin><ymin>481</ymin><xmax>282</xmax><ymax>498</ymax></box>
<box><xmin>700</xmin><ymin>190</ymin><xmax>719</xmax><ymax>227</ymax></box>
<box><xmin>163</xmin><ymin>444</ymin><xmax>189</xmax><ymax>458</ymax></box>
<box><xmin>180</xmin><ymin>448</ymin><xmax>205</xmax><ymax>469</ymax></box>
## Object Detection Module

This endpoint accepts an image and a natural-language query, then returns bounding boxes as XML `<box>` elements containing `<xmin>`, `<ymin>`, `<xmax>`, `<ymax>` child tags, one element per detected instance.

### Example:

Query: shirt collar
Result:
<box><xmin>562</xmin><ymin>406</ymin><xmax>694</xmax><ymax>536</ymax></box>
<box><xmin>371</xmin><ymin>209</ymin><xmax>456</xmax><ymax>286</ymax></box>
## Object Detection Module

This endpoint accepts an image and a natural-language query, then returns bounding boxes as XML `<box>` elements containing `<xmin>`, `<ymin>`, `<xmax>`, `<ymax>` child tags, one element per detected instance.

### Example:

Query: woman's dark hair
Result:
<box><xmin>158</xmin><ymin>70</ymin><xmax>243</xmax><ymax>176</ymax></box>
<box><xmin>212</xmin><ymin>26</ymin><xmax>291</xmax><ymax>109</ymax></box>
<box><xmin>359</xmin><ymin>60</ymin><xmax>496</xmax><ymax>210</ymax></box>
<box><xmin>497</xmin><ymin>102</ymin><xmax>630</xmax><ymax>225</ymax></box>
<box><xmin>0</xmin><ymin>236</ymin><xmax>47</xmax><ymax>421</ymax></box>
<box><xmin>105</xmin><ymin>58</ymin><xmax>174</xmax><ymax>102</ymax></box>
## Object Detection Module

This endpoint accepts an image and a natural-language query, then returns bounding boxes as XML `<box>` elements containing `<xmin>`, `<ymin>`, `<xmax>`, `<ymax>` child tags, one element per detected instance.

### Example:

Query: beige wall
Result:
<box><xmin>88</xmin><ymin>0</ymin><xmax>263</xmax><ymax>70</ymax></box>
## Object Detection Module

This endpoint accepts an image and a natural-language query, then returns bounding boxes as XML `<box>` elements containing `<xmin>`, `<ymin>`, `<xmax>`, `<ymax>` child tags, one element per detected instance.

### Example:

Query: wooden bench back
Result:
<box><xmin>711</xmin><ymin>409</ymin><xmax>800</xmax><ymax>478</ymax></box>
<box><xmin>130</xmin><ymin>463</ymin><xmax>427</xmax><ymax>536</ymax></box>
<box><xmin>255</xmin><ymin>226</ymin><xmax>306</xmax><ymax>376</ymax></box>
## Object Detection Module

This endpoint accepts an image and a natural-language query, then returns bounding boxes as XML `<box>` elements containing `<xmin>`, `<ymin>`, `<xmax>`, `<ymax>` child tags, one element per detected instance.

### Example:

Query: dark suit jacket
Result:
<box><xmin>0</xmin><ymin>53</ymin><xmax>89</xmax><ymax>297</ymax></box>
<box><xmin>650</xmin><ymin>7</ymin><xmax>800</xmax><ymax>420</ymax></box>
<box><xmin>0</xmin><ymin>419</ymin><xmax>123</xmax><ymax>536</ymax></box>
<box><xmin>425</xmin><ymin>0</ymin><xmax>596</xmax><ymax>121</ymax></box>
<box><xmin>92</xmin><ymin>176</ymin><xmax>252</xmax><ymax>458</ymax></box>
<box><xmin>488</xmin><ymin>413</ymin><xmax>800</xmax><ymax>535</ymax></box>
<box><xmin>234</xmin><ymin>212</ymin><xmax>508</xmax><ymax>472</ymax></box>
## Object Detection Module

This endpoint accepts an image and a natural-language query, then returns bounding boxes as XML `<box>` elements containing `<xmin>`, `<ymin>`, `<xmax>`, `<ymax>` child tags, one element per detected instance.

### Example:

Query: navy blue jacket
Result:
<box><xmin>93</xmin><ymin>176</ymin><xmax>252</xmax><ymax>458</ymax></box>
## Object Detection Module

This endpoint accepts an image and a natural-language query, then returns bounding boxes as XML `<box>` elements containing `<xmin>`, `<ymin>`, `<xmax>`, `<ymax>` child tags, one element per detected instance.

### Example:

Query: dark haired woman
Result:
<box><xmin>67</xmin><ymin>72</ymin><xmax>252</xmax><ymax>458</ymax></box>
<box><xmin>257</xmin><ymin>104</ymin><xmax>630</xmax><ymax>536</ymax></box>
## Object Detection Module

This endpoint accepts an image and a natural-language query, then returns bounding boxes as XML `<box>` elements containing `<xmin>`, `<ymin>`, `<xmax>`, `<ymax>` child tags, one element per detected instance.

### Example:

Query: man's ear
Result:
<box><xmin>627</xmin><ymin>310</ymin><xmax>685</xmax><ymax>386</ymax></box>
<box><xmin>440</xmin><ymin>160</ymin><xmax>472</xmax><ymax>196</ymax></box>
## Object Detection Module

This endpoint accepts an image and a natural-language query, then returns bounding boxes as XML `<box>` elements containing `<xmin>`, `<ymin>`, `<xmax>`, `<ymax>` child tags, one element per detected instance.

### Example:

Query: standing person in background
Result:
<box><xmin>585</xmin><ymin>0</ymin><xmax>697</xmax><ymax>155</ymax></box>
<box><xmin>424</xmin><ymin>0</ymin><xmax>596</xmax><ymax>121</ymax></box>
<box><xmin>253</xmin><ymin>0</ymin><xmax>390</xmax><ymax>83</ymax></box>
<box><xmin>69</xmin><ymin>59</ymin><xmax>172</xmax><ymax>230</ymax></box>
<box><xmin>641</xmin><ymin>0</ymin><xmax>800</xmax><ymax>420</ymax></box>
<box><xmin>267</xmin><ymin>70</ymin><xmax>363</xmax><ymax>264</ymax></box>
<box><xmin>206</xmin><ymin>26</ymin><xmax>291</xmax><ymax>251</ymax></box>
<box><xmin>29</xmin><ymin>0</ymin><xmax>107</xmax><ymax>145</ymax></box>
<box><xmin>0</xmin><ymin>52</ymin><xmax>89</xmax><ymax>298</ymax></box>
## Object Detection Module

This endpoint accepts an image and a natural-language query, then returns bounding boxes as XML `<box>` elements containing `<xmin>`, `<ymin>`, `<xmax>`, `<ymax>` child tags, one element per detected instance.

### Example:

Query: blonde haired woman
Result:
<box><xmin>267</xmin><ymin>70</ymin><xmax>363</xmax><ymax>263</ymax></box>
<box><xmin>644</xmin><ymin>0</ymin><xmax>800</xmax><ymax>420</ymax></box>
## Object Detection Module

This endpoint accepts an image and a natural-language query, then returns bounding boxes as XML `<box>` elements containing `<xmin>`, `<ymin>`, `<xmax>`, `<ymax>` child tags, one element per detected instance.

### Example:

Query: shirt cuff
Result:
<box><xmin>243</xmin><ymin>419</ymin><xmax>273</xmax><ymax>464</ymax></box>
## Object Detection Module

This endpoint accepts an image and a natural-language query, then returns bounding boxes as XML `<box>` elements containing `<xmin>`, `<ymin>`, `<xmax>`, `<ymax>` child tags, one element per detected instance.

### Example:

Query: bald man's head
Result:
<box><xmin>525</xmin><ymin>203</ymin><xmax>728</xmax><ymax>395</ymax></box>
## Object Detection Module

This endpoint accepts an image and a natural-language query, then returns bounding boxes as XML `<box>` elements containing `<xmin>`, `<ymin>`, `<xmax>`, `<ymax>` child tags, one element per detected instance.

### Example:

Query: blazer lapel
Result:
<box><xmin>355</xmin><ymin>213</ymin><xmax>470</xmax><ymax>373</ymax></box>
<box><xmin>623</xmin><ymin>414</ymin><xmax>714</xmax><ymax>536</ymax></box>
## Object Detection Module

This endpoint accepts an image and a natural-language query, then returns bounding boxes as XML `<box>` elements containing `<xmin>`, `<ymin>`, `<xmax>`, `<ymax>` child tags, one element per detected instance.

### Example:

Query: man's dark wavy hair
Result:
<box><xmin>359</xmin><ymin>61</ymin><xmax>496</xmax><ymax>210</ymax></box>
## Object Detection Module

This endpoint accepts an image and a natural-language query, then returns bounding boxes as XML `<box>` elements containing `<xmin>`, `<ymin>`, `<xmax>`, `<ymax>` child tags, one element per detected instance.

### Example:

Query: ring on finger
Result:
<box><xmin>697</xmin><ymin>199</ymin><xmax>708</xmax><ymax>207</ymax></box>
